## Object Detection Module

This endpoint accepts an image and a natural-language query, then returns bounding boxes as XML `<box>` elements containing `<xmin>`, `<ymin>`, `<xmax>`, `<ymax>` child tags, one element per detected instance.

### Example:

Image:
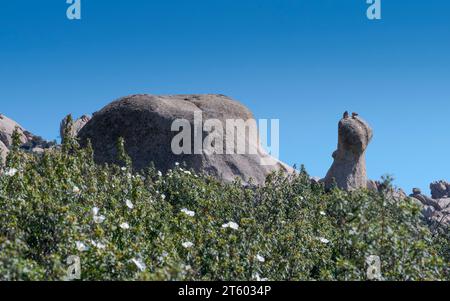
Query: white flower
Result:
<box><xmin>131</xmin><ymin>258</ymin><xmax>146</xmax><ymax>272</ymax></box>
<box><xmin>157</xmin><ymin>171</ymin><xmax>163</xmax><ymax>177</ymax></box>
<box><xmin>72</xmin><ymin>186</ymin><xmax>81</xmax><ymax>194</ymax></box>
<box><xmin>175</xmin><ymin>162</ymin><xmax>180</xmax><ymax>166</ymax></box>
<box><xmin>90</xmin><ymin>240</ymin><xmax>106</xmax><ymax>250</ymax></box>
<box><xmin>228</xmin><ymin>222</ymin><xmax>239</xmax><ymax>230</ymax></box>
<box><xmin>120</xmin><ymin>222</ymin><xmax>130</xmax><ymax>230</ymax></box>
<box><xmin>182</xmin><ymin>241</ymin><xmax>194</xmax><ymax>249</ymax></box>
<box><xmin>93</xmin><ymin>215</ymin><xmax>106</xmax><ymax>224</ymax></box>
<box><xmin>256</xmin><ymin>254</ymin><xmax>265</xmax><ymax>263</ymax></box>
<box><xmin>121</xmin><ymin>167</ymin><xmax>127</xmax><ymax>171</ymax></box>
<box><xmin>222</xmin><ymin>221</ymin><xmax>239</xmax><ymax>230</ymax></box>
<box><xmin>161</xmin><ymin>194</ymin><xmax>166</xmax><ymax>200</ymax></box>
<box><xmin>320</xmin><ymin>211</ymin><xmax>326</xmax><ymax>216</ymax></box>
<box><xmin>125</xmin><ymin>199</ymin><xmax>134</xmax><ymax>209</ymax></box>
<box><xmin>253</xmin><ymin>272</ymin><xmax>268</xmax><ymax>282</ymax></box>
<box><xmin>318</xmin><ymin>237</ymin><xmax>330</xmax><ymax>244</ymax></box>
<box><xmin>92</xmin><ymin>207</ymin><xmax>100</xmax><ymax>216</ymax></box>
<box><xmin>92</xmin><ymin>207</ymin><xmax>105</xmax><ymax>224</ymax></box>
<box><xmin>76</xmin><ymin>241</ymin><xmax>89</xmax><ymax>252</ymax></box>
<box><xmin>181</xmin><ymin>208</ymin><xmax>195</xmax><ymax>217</ymax></box>
<box><xmin>4</xmin><ymin>168</ymin><xmax>18</xmax><ymax>177</ymax></box>
<box><xmin>184</xmin><ymin>170</ymin><xmax>191</xmax><ymax>175</ymax></box>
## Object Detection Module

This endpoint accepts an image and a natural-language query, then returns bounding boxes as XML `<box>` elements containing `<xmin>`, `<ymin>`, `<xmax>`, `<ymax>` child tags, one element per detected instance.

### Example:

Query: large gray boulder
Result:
<box><xmin>78</xmin><ymin>94</ymin><xmax>293</xmax><ymax>185</ymax></box>
<box><xmin>324</xmin><ymin>113</ymin><xmax>373</xmax><ymax>191</ymax></box>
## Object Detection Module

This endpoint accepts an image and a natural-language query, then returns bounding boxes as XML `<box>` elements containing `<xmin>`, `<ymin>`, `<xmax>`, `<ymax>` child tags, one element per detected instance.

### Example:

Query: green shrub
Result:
<box><xmin>0</xmin><ymin>132</ymin><xmax>448</xmax><ymax>280</ymax></box>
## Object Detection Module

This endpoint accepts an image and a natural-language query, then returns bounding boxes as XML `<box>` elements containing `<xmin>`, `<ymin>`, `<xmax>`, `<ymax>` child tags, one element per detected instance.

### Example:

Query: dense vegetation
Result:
<box><xmin>0</xmin><ymin>127</ymin><xmax>448</xmax><ymax>281</ymax></box>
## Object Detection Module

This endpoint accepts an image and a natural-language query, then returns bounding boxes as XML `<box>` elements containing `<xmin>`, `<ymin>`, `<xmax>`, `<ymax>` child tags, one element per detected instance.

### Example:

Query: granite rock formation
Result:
<box><xmin>410</xmin><ymin>183</ymin><xmax>450</xmax><ymax>227</ymax></box>
<box><xmin>324</xmin><ymin>113</ymin><xmax>373</xmax><ymax>191</ymax></box>
<box><xmin>0</xmin><ymin>113</ymin><xmax>29</xmax><ymax>148</ymax></box>
<box><xmin>78</xmin><ymin>94</ymin><xmax>293</xmax><ymax>185</ymax></box>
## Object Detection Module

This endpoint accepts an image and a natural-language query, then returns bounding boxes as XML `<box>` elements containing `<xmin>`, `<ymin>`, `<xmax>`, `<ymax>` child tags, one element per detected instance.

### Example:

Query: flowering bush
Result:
<box><xmin>0</xmin><ymin>130</ymin><xmax>448</xmax><ymax>281</ymax></box>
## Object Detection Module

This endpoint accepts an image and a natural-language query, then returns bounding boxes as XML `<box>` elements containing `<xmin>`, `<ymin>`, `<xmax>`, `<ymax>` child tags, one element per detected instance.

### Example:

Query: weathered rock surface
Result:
<box><xmin>430</xmin><ymin>180</ymin><xmax>450</xmax><ymax>199</ymax></box>
<box><xmin>324</xmin><ymin>114</ymin><xmax>373</xmax><ymax>191</ymax></box>
<box><xmin>366</xmin><ymin>179</ymin><xmax>379</xmax><ymax>192</ymax></box>
<box><xmin>0</xmin><ymin>113</ymin><xmax>29</xmax><ymax>147</ymax></box>
<box><xmin>0</xmin><ymin>114</ymin><xmax>55</xmax><ymax>159</ymax></box>
<box><xmin>410</xmin><ymin>183</ymin><xmax>450</xmax><ymax>227</ymax></box>
<box><xmin>410</xmin><ymin>191</ymin><xmax>441</xmax><ymax>211</ymax></box>
<box><xmin>60</xmin><ymin>114</ymin><xmax>91</xmax><ymax>143</ymax></box>
<box><xmin>0</xmin><ymin>113</ymin><xmax>32</xmax><ymax>161</ymax></box>
<box><xmin>437</xmin><ymin>198</ymin><xmax>450</xmax><ymax>210</ymax></box>
<box><xmin>78</xmin><ymin>94</ymin><xmax>293</xmax><ymax>185</ymax></box>
<box><xmin>0</xmin><ymin>140</ymin><xmax>7</xmax><ymax>163</ymax></box>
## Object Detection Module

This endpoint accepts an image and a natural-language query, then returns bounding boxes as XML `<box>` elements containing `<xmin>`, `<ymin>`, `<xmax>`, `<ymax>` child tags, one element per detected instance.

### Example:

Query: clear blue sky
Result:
<box><xmin>1</xmin><ymin>1</ymin><xmax>449</xmax><ymax>194</ymax></box>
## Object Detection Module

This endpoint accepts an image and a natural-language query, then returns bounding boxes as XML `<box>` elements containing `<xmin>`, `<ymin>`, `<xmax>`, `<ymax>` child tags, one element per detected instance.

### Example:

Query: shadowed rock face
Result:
<box><xmin>78</xmin><ymin>94</ymin><xmax>293</xmax><ymax>185</ymax></box>
<box><xmin>430</xmin><ymin>181</ymin><xmax>450</xmax><ymax>199</ymax></box>
<box><xmin>324</xmin><ymin>115</ymin><xmax>373</xmax><ymax>191</ymax></box>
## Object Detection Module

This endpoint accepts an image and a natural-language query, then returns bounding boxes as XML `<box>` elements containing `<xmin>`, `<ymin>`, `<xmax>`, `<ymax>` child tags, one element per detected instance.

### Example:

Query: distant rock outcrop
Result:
<box><xmin>0</xmin><ymin>114</ymin><xmax>55</xmax><ymax>161</ymax></box>
<box><xmin>367</xmin><ymin>179</ymin><xmax>407</xmax><ymax>200</ymax></box>
<box><xmin>0</xmin><ymin>113</ymin><xmax>29</xmax><ymax>148</ymax></box>
<box><xmin>78</xmin><ymin>94</ymin><xmax>293</xmax><ymax>185</ymax></box>
<box><xmin>0</xmin><ymin>113</ymin><xmax>31</xmax><ymax>161</ymax></box>
<box><xmin>20</xmin><ymin>133</ymin><xmax>56</xmax><ymax>153</ymax></box>
<box><xmin>430</xmin><ymin>181</ymin><xmax>450</xmax><ymax>199</ymax></box>
<box><xmin>324</xmin><ymin>113</ymin><xmax>373</xmax><ymax>191</ymax></box>
<box><xmin>60</xmin><ymin>114</ymin><xmax>91</xmax><ymax>143</ymax></box>
<box><xmin>410</xmin><ymin>188</ymin><xmax>441</xmax><ymax>211</ymax></box>
<box><xmin>410</xmin><ymin>182</ymin><xmax>450</xmax><ymax>227</ymax></box>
